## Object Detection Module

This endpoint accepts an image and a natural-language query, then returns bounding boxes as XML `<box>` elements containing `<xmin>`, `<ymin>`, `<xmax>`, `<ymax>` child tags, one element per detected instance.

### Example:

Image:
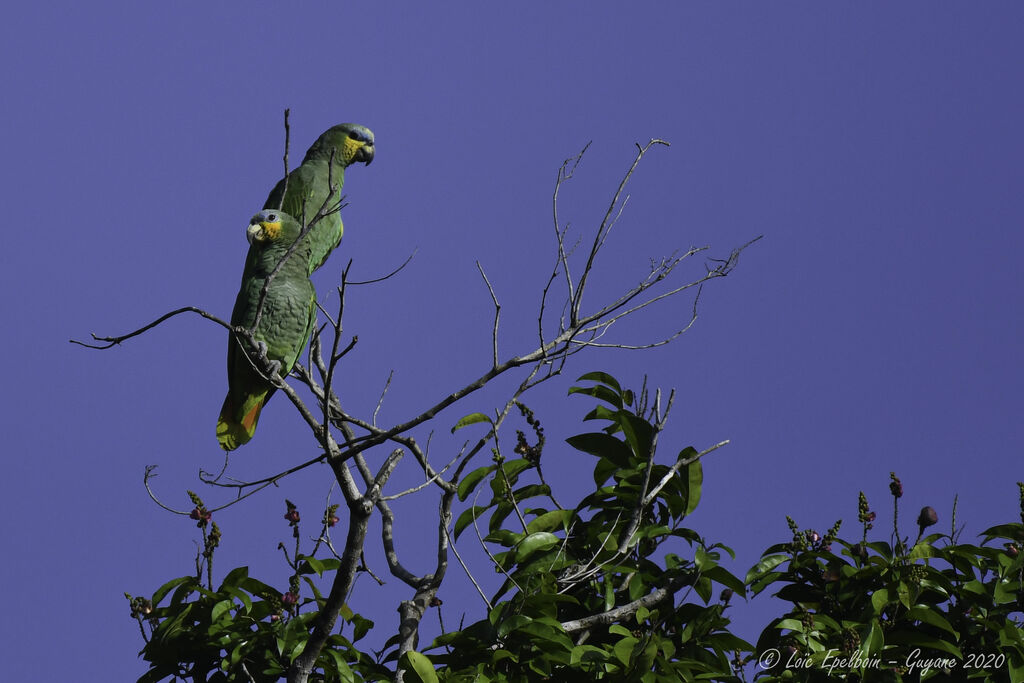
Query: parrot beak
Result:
<box><xmin>355</xmin><ymin>143</ymin><xmax>374</xmax><ymax>166</ymax></box>
<box><xmin>246</xmin><ymin>222</ymin><xmax>262</xmax><ymax>245</ymax></box>
<box><xmin>247</xmin><ymin>220</ymin><xmax>282</xmax><ymax>244</ymax></box>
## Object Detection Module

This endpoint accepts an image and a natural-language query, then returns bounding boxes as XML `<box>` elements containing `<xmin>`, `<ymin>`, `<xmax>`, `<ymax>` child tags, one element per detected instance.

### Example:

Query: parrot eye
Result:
<box><xmin>267</xmin><ymin>213</ymin><xmax>278</xmax><ymax>221</ymax></box>
<box><xmin>348</xmin><ymin>130</ymin><xmax>364</xmax><ymax>141</ymax></box>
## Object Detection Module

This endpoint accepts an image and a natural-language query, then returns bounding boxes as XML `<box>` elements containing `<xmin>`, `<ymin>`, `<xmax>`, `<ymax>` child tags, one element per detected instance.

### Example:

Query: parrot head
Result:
<box><xmin>246</xmin><ymin>210</ymin><xmax>300</xmax><ymax>245</ymax></box>
<box><xmin>306</xmin><ymin>123</ymin><xmax>375</xmax><ymax>167</ymax></box>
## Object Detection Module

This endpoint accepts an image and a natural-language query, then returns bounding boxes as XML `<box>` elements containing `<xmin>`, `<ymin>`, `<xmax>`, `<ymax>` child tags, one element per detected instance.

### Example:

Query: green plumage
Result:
<box><xmin>217</xmin><ymin>210</ymin><xmax>317</xmax><ymax>451</ymax></box>
<box><xmin>263</xmin><ymin>123</ymin><xmax>375</xmax><ymax>274</ymax></box>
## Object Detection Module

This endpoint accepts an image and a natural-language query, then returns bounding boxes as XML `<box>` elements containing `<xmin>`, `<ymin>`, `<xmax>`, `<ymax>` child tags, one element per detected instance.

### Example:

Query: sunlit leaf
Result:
<box><xmin>401</xmin><ymin>651</ymin><xmax>438</xmax><ymax>683</ymax></box>
<box><xmin>450</xmin><ymin>412</ymin><xmax>493</xmax><ymax>433</ymax></box>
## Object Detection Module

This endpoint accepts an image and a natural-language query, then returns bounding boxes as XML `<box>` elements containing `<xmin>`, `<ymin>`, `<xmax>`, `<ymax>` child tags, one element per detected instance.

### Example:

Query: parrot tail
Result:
<box><xmin>216</xmin><ymin>392</ymin><xmax>267</xmax><ymax>451</ymax></box>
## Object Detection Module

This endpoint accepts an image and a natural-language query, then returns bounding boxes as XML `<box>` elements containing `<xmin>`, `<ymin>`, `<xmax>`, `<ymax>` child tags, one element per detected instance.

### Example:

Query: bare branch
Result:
<box><xmin>279</xmin><ymin>108</ymin><xmax>291</xmax><ymax>212</ymax></box>
<box><xmin>382</xmin><ymin>447</ymin><xmax>462</xmax><ymax>501</ymax></box>
<box><xmin>444</xmin><ymin>521</ymin><xmax>492</xmax><ymax>610</ymax></box>
<box><xmin>472</xmin><ymin>486</ymin><xmax>521</xmax><ymax>595</ymax></box>
<box><xmin>552</xmin><ymin>142</ymin><xmax>590</xmax><ymax>307</ymax></box>
<box><xmin>372</xmin><ymin>371</ymin><xmax>394</xmax><ymax>427</ymax></box>
<box><xmin>561</xmin><ymin>572</ymin><xmax>692</xmax><ymax>633</ymax></box>
<box><xmin>199</xmin><ymin>451</ymin><xmax>328</xmax><ymax>492</ymax></box>
<box><xmin>346</xmin><ymin>248</ymin><xmax>418</xmax><ymax>285</ymax></box>
<box><xmin>70</xmin><ymin>306</ymin><xmax>230</xmax><ymax>349</ymax></box>
<box><xmin>643</xmin><ymin>439</ymin><xmax>730</xmax><ymax>507</ymax></box>
<box><xmin>142</xmin><ymin>466</ymin><xmax>194</xmax><ymax>516</ymax></box>
<box><xmin>476</xmin><ymin>260</ymin><xmax>501</xmax><ymax>370</ymax></box>
<box><xmin>572</xmin><ymin>138</ymin><xmax>669</xmax><ymax>324</ymax></box>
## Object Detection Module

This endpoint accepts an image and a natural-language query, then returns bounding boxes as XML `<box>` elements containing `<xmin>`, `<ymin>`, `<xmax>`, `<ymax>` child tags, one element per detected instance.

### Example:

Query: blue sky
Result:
<box><xmin>3</xmin><ymin>3</ymin><xmax>1023</xmax><ymax>680</ymax></box>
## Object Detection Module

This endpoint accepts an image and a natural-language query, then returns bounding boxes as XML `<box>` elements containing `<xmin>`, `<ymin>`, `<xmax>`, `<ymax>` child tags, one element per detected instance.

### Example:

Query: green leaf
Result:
<box><xmin>859</xmin><ymin>619</ymin><xmax>884</xmax><ymax>660</ymax></box>
<box><xmin>501</xmin><ymin>458</ymin><xmax>533</xmax><ymax>480</ymax></box>
<box><xmin>211</xmin><ymin>599</ymin><xmax>234</xmax><ymax>623</ymax></box>
<box><xmin>516</xmin><ymin>618</ymin><xmax>574</xmax><ymax>653</ymax></box>
<box><xmin>980</xmin><ymin>523</ymin><xmax>1024</xmax><ymax>541</ymax></box>
<box><xmin>401</xmin><ymin>651</ymin><xmax>438</xmax><ymax>683</ymax></box>
<box><xmin>705</xmin><ymin>632</ymin><xmax>754</xmax><ymax>652</ymax></box>
<box><xmin>324</xmin><ymin>648</ymin><xmax>355</xmax><ymax>682</ymax></box>
<box><xmin>897</xmin><ymin>580</ymin><xmax>913</xmax><ymax>608</ymax></box>
<box><xmin>694</xmin><ymin>546</ymin><xmax>717</xmax><ymax>572</ymax></box>
<box><xmin>613</xmin><ymin>636</ymin><xmax>639</xmax><ymax>666</ymax></box>
<box><xmin>453</xmin><ymin>505</ymin><xmax>488</xmax><ymax>540</ymax></box>
<box><xmin>527</xmin><ymin>509</ymin><xmax>573</xmax><ymax>533</ymax></box>
<box><xmin>776</xmin><ymin>618</ymin><xmax>806</xmax><ymax>633</ymax></box>
<box><xmin>497</xmin><ymin>615</ymin><xmax>532</xmax><ymax>639</ymax></box>
<box><xmin>616</xmin><ymin>411</ymin><xmax>654</xmax><ymax>457</ymax></box>
<box><xmin>223</xmin><ymin>586</ymin><xmax>252</xmax><ymax>614</ymax></box>
<box><xmin>151</xmin><ymin>576</ymin><xmax>199</xmax><ymax>606</ymax></box>
<box><xmin>566</xmin><ymin>432</ymin><xmax>633</xmax><ymax>465</ymax></box>
<box><xmin>485</xmin><ymin>529</ymin><xmax>522</xmax><ymax>547</ymax></box>
<box><xmin>351</xmin><ymin>613</ymin><xmax>374</xmax><ymax>643</ymax></box>
<box><xmin>886</xmin><ymin>630</ymin><xmax>963</xmax><ymax>658</ymax></box>
<box><xmin>218</xmin><ymin>566</ymin><xmax>250</xmax><ymax>590</ymax></box>
<box><xmin>583</xmin><ymin>404</ymin><xmax>619</xmax><ymax>423</ymax></box>
<box><xmin>302</xmin><ymin>555</ymin><xmax>326</xmax><ymax>577</ymax></box>
<box><xmin>238</xmin><ymin>576</ymin><xmax>280</xmax><ymax>599</ymax></box>
<box><xmin>870</xmin><ymin>588</ymin><xmax>889</xmax><ymax>614</ymax></box>
<box><xmin>909</xmin><ymin>542</ymin><xmax>939</xmax><ymax>560</ymax></box>
<box><xmin>745</xmin><ymin>554</ymin><xmax>789</xmax><ymax>584</ymax></box>
<box><xmin>682</xmin><ymin>456</ymin><xmax>702</xmax><ymax>515</ymax></box>
<box><xmin>514</xmin><ymin>532</ymin><xmax>560</xmax><ymax>562</ymax></box>
<box><xmin>593</xmin><ymin>457</ymin><xmax>620</xmax><ymax>486</ymax></box>
<box><xmin>457</xmin><ymin>465</ymin><xmax>497</xmax><ymax>501</ymax></box>
<box><xmin>450</xmin><ymin>412</ymin><xmax>493</xmax><ymax>434</ymax></box>
<box><xmin>906</xmin><ymin>606</ymin><xmax>958</xmax><ymax>638</ymax></box>
<box><xmin>569</xmin><ymin>383</ymin><xmax>624</xmax><ymax>409</ymax></box>
<box><xmin>574</xmin><ymin>371</ymin><xmax>623</xmax><ymax>394</ymax></box>
<box><xmin>702</xmin><ymin>565</ymin><xmax>746</xmax><ymax>594</ymax></box>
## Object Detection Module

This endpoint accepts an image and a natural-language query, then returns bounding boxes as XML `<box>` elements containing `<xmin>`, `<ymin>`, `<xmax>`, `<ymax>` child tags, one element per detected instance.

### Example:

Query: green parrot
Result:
<box><xmin>217</xmin><ymin>210</ymin><xmax>317</xmax><ymax>451</ymax></box>
<box><xmin>263</xmin><ymin>123</ymin><xmax>375</xmax><ymax>275</ymax></box>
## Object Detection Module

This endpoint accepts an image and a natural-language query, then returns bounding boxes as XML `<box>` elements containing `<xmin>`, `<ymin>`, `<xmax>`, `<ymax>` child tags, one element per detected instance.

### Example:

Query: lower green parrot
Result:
<box><xmin>263</xmin><ymin>123</ymin><xmax>375</xmax><ymax>275</ymax></box>
<box><xmin>217</xmin><ymin>210</ymin><xmax>316</xmax><ymax>451</ymax></box>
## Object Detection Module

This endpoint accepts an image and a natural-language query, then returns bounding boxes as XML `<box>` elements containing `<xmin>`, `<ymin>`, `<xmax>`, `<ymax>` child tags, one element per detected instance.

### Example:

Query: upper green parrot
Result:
<box><xmin>263</xmin><ymin>123</ymin><xmax>375</xmax><ymax>275</ymax></box>
<box><xmin>217</xmin><ymin>209</ymin><xmax>317</xmax><ymax>451</ymax></box>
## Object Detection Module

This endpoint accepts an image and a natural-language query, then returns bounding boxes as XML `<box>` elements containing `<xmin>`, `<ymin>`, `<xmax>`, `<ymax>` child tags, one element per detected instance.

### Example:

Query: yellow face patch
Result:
<box><xmin>258</xmin><ymin>220</ymin><xmax>282</xmax><ymax>241</ymax></box>
<box><xmin>342</xmin><ymin>137</ymin><xmax>365</xmax><ymax>165</ymax></box>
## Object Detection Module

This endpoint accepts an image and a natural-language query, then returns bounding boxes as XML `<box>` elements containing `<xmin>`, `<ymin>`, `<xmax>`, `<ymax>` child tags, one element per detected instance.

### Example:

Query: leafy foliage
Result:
<box><xmin>747</xmin><ymin>479</ymin><xmax>1024</xmax><ymax>682</ymax></box>
<box><xmin>436</xmin><ymin>372</ymin><xmax>747</xmax><ymax>681</ymax></box>
<box><xmin>127</xmin><ymin>501</ymin><xmax>388</xmax><ymax>682</ymax></box>
<box><xmin>128</xmin><ymin>374</ymin><xmax>1024</xmax><ymax>682</ymax></box>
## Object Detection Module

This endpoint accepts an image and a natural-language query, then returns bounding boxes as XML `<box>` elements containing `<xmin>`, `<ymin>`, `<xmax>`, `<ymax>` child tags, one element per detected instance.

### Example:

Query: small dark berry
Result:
<box><xmin>917</xmin><ymin>506</ymin><xmax>938</xmax><ymax>529</ymax></box>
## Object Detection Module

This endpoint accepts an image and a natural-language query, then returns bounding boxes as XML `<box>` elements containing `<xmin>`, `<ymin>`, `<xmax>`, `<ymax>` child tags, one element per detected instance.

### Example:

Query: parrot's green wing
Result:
<box><xmin>263</xmin><ymin>123</ymin><xmax>374</xmax><ymax>275</ymax></box>
<box><xmin>217</xmin><ymin>210</ymin><xmax>317</xmax><ymax>451</ymax></box>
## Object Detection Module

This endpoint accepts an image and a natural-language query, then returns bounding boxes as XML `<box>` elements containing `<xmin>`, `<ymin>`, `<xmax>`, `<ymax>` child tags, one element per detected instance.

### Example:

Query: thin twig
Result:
<box><xmin>70</xmin><ymin>307</ymin><xmax>230</xmax><ymax>349</ymax></box>
<box><xmin>643</xmin><ymin>439</ymin><xmax>730</xmax><ymax>506</ymax></box>
<box><xmin>373</xmin><ymin>371</ymin><xmax>394</xmax><ymax>427</ymax></box>
<box><xmin>476</xmin><ymin>260</ymin><xmax>500</xmax><ymax>370</ymax></box>
<box><xmin>279</xmin><ymin>108</ymin><xmax>291</xmax><ymax>212</ymax></box>
<box><xmin>346</xmin><ymin>249</ymin><xmax>418</xmax><ymax>285</ymax></box>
